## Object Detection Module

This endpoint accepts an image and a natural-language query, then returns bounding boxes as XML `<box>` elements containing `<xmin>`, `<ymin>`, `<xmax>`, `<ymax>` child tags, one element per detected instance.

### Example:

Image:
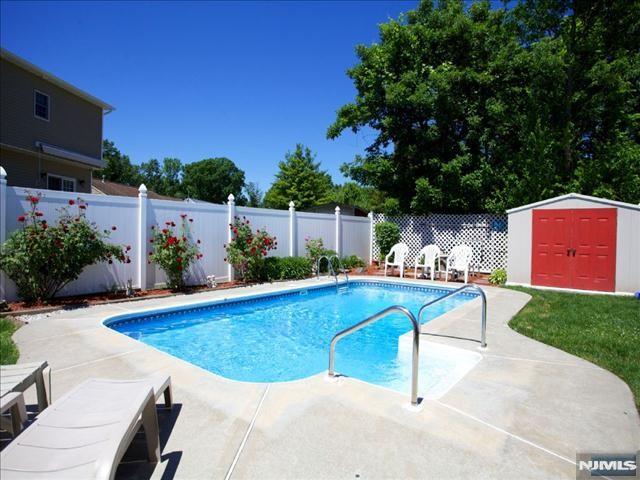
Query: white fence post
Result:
<box><xmin>0</xmin><ymin>166</ymin><xmax>7</xmax><ymax>302</ymax></box>
<box><xmin>288</xmin><ymin>201</ymin><xmax>296</xmax><ymax>257</ymax></box>
<box><xmin>368</xmin><ymin>211</ymin><xmax>374</xmax><ymax>265</ymax></box>
<box><xmin>335</xmin><ymin>205</ymin><xmax>341</xmax><ymax>257</ymax></box>
<box><xmin>227</xmin><ymin>193</ymin><xmax>235</xmax><ymax>282</ymax></box>
<box><xmin>137</xmin><ymin>184</ymin><xmax>148</xmax><ymax>291</ymax></box>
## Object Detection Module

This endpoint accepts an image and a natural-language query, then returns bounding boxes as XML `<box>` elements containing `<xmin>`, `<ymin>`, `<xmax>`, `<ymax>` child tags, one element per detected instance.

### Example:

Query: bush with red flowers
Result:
<box><xmin>0</xmin><ymin>193</ymin><xmax>127</xmax><ymax>302</ymax></box>
<box><xmin>224</xmin><ymin>216</ymin><xmax>277</xmax><ymax>282</ymax></box>
<box><xmin>149</xmin><ymin>216</ymin><xmax>201</xmax><ymax>290</ymax></box>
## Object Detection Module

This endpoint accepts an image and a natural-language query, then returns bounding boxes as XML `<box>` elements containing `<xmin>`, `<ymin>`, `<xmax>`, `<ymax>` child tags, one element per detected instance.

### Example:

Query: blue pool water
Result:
<box><xmin>106</xmin><ymin>281</ymin><xmax>476</xmax><ymax>393</ymax></box>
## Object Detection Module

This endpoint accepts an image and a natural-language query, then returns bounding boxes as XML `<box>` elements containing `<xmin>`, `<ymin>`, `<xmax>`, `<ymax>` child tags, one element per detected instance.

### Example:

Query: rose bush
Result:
<box><xmin>149</xmin><ymin>215</ymin><xmax>201</xmax><ymax>290</ymax></box>
<box><xmin>224</xmin><ymin>216</ymin><xmax>277</xmax><ymax>282</ymax></box>
<box><xmin>0</xmin><ymin>193</ymin><xmax>127</xmax><ymax>302</ymax></box>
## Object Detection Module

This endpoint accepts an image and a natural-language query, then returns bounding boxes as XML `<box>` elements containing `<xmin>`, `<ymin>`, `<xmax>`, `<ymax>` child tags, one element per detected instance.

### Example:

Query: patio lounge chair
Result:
<box><xmin>1</xmin><ymin>361</ymin><xmax>51</xmax><ymax>413</ymax></box>
<box><xmin>445</xmin><ymin>244</ymin><xmax>473</xmax><ymax>283</ymax></box>
<box><xmin>414</xmin><ymin>244</ymin><xmax>441</xmax><ymax>280</ymax></box>
<box><xmin>0</xmin><ymin>392</ymin><xmax>27</xmax><ymax>437</ymax></box>
<box><xmin>0</xmin><ymin>374</ymin><xmax>172</xmax><ymax>480</ymax></box>
<box><xmin>384</xmin><ymin>243</ymin><xmax>409</xmax><ymax>278</ymax></box>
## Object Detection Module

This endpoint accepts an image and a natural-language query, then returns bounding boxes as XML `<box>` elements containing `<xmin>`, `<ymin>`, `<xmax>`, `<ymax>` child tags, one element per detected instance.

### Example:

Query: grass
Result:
<box><xmin>508</xmin><ymin>287</ymin><xmax>640</xmax><ymax>409</ymax></box>
<box><xmin>0</xmin><ymin>316</ymin><xmax>20</xmax><ymax>365</ymax></box>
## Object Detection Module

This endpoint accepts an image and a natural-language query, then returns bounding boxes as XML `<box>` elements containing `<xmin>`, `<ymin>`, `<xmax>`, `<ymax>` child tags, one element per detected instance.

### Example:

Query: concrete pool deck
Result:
<box><xmin>6</xmin><ymin>277</ymin><xmax>640</xmax><ymax>479</ymax></box>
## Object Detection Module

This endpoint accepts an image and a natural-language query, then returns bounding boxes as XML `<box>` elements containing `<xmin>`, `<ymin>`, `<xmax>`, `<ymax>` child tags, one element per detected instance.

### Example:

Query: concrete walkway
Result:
<box><xmin>7</xmin><ymin>278</ymin><xmax>640</xmax><ymax>479</ymax></box>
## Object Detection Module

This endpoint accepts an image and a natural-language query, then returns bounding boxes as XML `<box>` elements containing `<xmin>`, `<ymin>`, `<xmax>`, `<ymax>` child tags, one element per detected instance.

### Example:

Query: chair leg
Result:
<box><xmin>464</xmin><ymin>269</ymin><xmax>469</xmax><ymax>284</ymax></box>
<box><xmin>10</xmin><ymin>402</ymin><xmax>25</xmax><ymax>436</ymax></box>
<box><xmin>384</xmin><ymin>263</ymin><xmax>388</xmax><ymax>277</ymax></box>
<box><xmin>163</xmin><ymin>385</ymin><xmax>173</xmax><ymax>409</ymax></box>
<box><xmin>445</xmin><ymin>266</ymin><xmax>449</xmax><ymax>282</ymax></box>
<box><xmin>141</xmin><ymin>396</ymin><xmax>161</xmax><ymax>463</ymax></box>
<box><xmin>35</xmin><ymin>366</ymin><xmax>50</xmax><ymax>412</ymax></box>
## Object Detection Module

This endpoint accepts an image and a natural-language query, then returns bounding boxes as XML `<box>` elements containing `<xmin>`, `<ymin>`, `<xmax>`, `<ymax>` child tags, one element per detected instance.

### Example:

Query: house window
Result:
<box><xmin>34</xmin><ymin>90</ymin><xmax>50</xmax><ymax>121</ymax></box>
<box><xmin>47</xmin><ymin>174</ymin><xmax>75</xmax><ymax>192</ymax></box>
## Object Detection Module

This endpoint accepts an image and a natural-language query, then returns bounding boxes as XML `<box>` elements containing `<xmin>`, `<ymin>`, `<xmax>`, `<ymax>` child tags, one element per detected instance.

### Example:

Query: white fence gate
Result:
<box><xmin>0</xmin><ymin>176</ymin><xmax>370</xmax><ymax>301</ymax></box>
<box><xmin>371</xmin><ymin>213</ymin><xmax>508</xmax><ymax>273</ymax></box>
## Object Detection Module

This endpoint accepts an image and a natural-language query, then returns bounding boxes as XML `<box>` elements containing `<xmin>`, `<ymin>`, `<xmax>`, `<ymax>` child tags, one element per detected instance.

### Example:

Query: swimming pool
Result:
<box><xmin>105</xmin><ymin>280</ymin><xmax>480</xmax><ymax>398</ymax></box>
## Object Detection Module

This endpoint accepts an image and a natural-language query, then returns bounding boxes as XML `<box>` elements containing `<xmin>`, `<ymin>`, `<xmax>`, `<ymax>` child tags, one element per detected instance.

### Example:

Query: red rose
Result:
<box><xmin>180</xmin><ymin>214</ymin><xmax>187</xmax><ymax>219</ymax></box>
<box><xmin>68</xmin><ymin>199</ymin><xmax>75</xmax><ymax>206</ymax></box>
<box><xmin>126</xmin><ymin>245</ymin><xmax>131</xmax><ymax>251</ymax></box>
<box><xmin>35</xmin><ymin>212</ymin><xmax>43</xmax><ymax>217</ymax></box>
<box><xmin>177</xmin><ymin>265</ymin><xmax>183</xmax><ymax>271</ymax></box>
<box><xmin>150</xmin><ymin>239</ymin><xmax>154</xmax><ymax>243</ymax></box>
<box><xmin>79</xmin><ymin>205</ymin><xmax>86</xmax><ymax>210</ymax></box>
<box><xmin>189</xmin><ymin>218</ymin><xmax>193</xmax><ymax>222</ymax></box>
<box><xmin>111</xmin><ymin>226</ymin><xmax>117</xmax><ymax>231</ymax></box>
<box><xmin>17</xmin><ymin>215</ymin><xmax>25</xmax><ymax>222</ymax></box>
<box><xmin>197</xmin><ymin>239</ymin><xmax>201</xmax><ymax>244</ymax></box>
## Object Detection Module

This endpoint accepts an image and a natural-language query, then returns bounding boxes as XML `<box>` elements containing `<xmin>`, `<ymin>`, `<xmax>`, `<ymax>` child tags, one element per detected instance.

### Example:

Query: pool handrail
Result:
<box><xmin>328</xmin><ymin>254</ymin><xmax>349</xmax><ymax>288</ymax></box>
<box><xmin>328</xmin><ymin>305</ymin><xmax>420</xmax><ymax>406</ymax></box>
<box><xmin>316</xmin><ymin>255</ymin><xmax>336</xmax><ymax>280</ymax></box>
<box><xmin>417</xmin><ymin>284</ymin><xmax>487</xmax><ymax>348</ymax></box>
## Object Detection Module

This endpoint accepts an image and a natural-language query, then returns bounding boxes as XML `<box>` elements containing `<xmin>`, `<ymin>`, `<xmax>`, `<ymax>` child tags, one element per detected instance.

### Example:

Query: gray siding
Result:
<box><xmin>0</xmin><ymin>146</ymin><xmax>92</xmax><ymax>193</ymax></box>
<box><xmin>0</xmin><ymin>58</ymin><xmax>103</xmax><ymax>160</ymax></box>
<box><xmin>507</xmin><ymin>197</ymin><xmax>640</xmax><ymax>294</ymax></box>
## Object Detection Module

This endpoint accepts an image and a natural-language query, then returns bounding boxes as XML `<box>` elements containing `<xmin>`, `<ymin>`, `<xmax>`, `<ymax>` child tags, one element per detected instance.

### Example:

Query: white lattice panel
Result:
<box><xmin>372</xmin><ymin>213</ymin><xmax>508</xmax><ymax>273</ymax></box>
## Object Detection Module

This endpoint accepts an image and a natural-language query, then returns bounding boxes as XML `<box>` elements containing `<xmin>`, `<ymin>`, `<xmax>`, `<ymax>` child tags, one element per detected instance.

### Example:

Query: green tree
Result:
<box><xmin>328</xmin><ymin>0</ymin><xmax>640</xmax><ymax>213</ymax></box>
<box><xmin>182</xmin><ymin>157</ymin><xmax>245</xmax><ymax>203</ymax></box>
<box><xmin>243</xmin><ymin>182</ymin><xmax>264</xmax><ymax>207</ymax></box>
<box><xmin>95</xmin><ymin>140</ymin><xmax>141</xmax><ymax>186</ymax></box>
<box><xmin>264</xmin><ymin>144</ymin><xmax>333</xmax><ymax>210</ymax></box>
<box><xmin>160</xmin><ymin>158</ymin><xmax>183</xmax><ymax>198</ymax></box>
<box><xmin>138</xmin><ymin>159</ymin><xmax>163</xmax><ymax>193</ymax></box>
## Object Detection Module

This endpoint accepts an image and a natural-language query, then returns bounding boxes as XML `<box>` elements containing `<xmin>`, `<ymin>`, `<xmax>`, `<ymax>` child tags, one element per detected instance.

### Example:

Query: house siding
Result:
<box><xmin>0</xmin><ymin>57</ymin><xmax>103</xmax><ymax>160</ymax></box>
<box><xmin>0</xmin><ymin>146</ymin><xmax>92</xmax><ymax>193</ymax></box>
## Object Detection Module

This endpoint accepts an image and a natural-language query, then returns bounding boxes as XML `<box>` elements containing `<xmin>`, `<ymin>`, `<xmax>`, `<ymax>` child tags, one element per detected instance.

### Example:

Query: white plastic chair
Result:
<box><xmin>384</xmin><ymin>243</ymin><xmax>409</xmax><ymax>278</ymax></box>
<box><xmin>414</xmin><ymin>244</ymin><xmax>441</xmax><ymax>280</ymax></box>
<box><xmin>445</xmin><ymin>245</ymin><xmax>473</xmax><ymax>283</ymax></box>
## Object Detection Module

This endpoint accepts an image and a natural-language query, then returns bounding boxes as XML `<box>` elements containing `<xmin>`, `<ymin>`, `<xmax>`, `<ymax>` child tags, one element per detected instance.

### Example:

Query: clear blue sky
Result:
<box><xmin>1</xmin><ymin>0</ymin><xmax>418</xmax><ymax>190</ymax></box>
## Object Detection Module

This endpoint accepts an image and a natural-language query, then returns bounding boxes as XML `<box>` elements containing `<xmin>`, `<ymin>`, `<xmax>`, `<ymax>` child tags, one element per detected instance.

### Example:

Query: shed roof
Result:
<box><xmin>506</xmin><ymin>193</ymin><xmax>640</xmax><ymax>214</ymax></box>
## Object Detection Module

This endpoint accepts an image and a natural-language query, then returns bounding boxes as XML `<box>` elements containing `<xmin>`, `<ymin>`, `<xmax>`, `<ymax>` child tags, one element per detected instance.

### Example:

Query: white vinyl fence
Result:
<box><xmin>372</xmin><ymin>213</ymin><xmax>508</xmax><ymax>273</ymax></box>
<box><xmin>0</xmin><ymin>175</ymin><xmax>370</xmax><ymax>301</ymax></box>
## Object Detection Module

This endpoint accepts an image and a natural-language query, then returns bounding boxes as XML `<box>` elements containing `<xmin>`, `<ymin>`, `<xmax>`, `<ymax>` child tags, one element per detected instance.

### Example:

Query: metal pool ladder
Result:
<box><xmin>316</xmin><ymin>255</ymin><xmax>350</xmax><ymax>291</ymax></box>
<box><xmin>327</xmin><ymin>284</ymin><xmax>488</xmax><ymax>407</ymax></box>
<box><xmin>418</xmin><ymin>284</ymin><xmax>487</xmax><ymax>349</ymax></box>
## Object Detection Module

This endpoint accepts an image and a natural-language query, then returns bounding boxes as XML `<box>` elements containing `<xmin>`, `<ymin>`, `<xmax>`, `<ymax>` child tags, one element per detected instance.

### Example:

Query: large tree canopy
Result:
<box><xmin>263</xmin><ymin>144</ymin><xmax>333</xmax><ymax>210</ymax></box>
<box><xmin>182</xmin><ymin>157</ymin><xmax>246</xmax><ymax>204</ymax></box>
<box><xmin>328</xmin><ymin>0</ymin><xmax>640</xmax><ymax>213</ymax></box>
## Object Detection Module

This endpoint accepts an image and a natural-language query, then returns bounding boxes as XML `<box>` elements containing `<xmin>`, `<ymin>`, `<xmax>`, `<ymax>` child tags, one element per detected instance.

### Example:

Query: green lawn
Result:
<box><xmin>508</xmin><ymin>287</ymin><xmax>640</xmax><ymax>409</ymax></box>
<box><xmin>0</xmin><ymin>316</ymin><xmax>20</xmax><ymax>365</ymax></box>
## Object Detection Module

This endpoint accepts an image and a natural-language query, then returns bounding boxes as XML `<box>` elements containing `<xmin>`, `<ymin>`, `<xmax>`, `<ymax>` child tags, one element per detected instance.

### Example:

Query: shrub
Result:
<box><xmin>374</xmin><ymin>221</ymin><xmax>400</xmax><ymax>261</ymax></box>
<box><xmin>225</xmin><ymin>216</ymin><xmax>277</xmax><ymax>282</ymax></box>
<box><xmin>0</xmin><ymin>193</ymin><xmax>127</xmax><ymax>302</ymax></box>
<box><xmin>278</xmin><ymin>257</ymin><xmax>312</xmax><ymax>280</ymax></box>
<box><xmin>488</xmin><ymin>268</ymin><xmax>507</xmax><ymax>285</ymax></box>
<box><xmin>150</xmin><ymin>215</ymin><xmax>201</xmax><ymax>290</ymax></box>
<box><xmin>304</xmin><ymin>237</ymin><xmax>336</xmax><ymax>272</ymax></box>
<box><xmin>304</xmin><ymin>237</ymin><xmax>326</xmax><ymax>266</ymax></box>
<box><xmin>260</xmin><ymin>256</ymin><xmax>313</xmax><ymax>281</ymax></box>
<box><xmin>341</xmin><ymin>255</ymin><xmax>366</xmax><ymax>269</ymax></box>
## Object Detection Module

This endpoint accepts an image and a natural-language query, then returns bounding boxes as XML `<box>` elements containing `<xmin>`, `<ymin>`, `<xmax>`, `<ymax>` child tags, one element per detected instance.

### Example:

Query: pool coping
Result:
<box><xmin>9</xmin><ymin>276</ymin><xmax>640</xmax><ymax>479</ymax></box>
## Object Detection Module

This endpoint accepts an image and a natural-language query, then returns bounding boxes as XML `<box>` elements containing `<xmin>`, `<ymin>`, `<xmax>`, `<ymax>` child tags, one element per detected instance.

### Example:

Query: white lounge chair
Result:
<box><xmin>414</xmin><ymin>244</ymin><xmax>441</xmax><ymax>280</ymax></box>
<box><xmin>0</xmin><ymin>374</ymin><xmax>172</xmax><ymax>480</ymax></box>
<box><xmin>0</xmin><ymin>392</ymin><xmax>27</xmax><ymax>437</ymax></box>
<box><xmin>445</xmin><ymin>245</ymin><xmax>473</xmax><ymax>283</ymax></box>
<box><xmin>384</xmin><ymin>243</ymin><xmax>409</xmax><ymax>278</ymax></box>
<box><xmin>1</xmin><ymin>361</ymin><xmax>51</xmax><ymax>413</ymax></box>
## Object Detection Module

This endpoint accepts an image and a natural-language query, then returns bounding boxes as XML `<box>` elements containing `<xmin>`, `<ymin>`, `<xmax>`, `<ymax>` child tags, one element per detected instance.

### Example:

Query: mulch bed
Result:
<box><xmin>1</xmin><ymin>282</ymin><xmax>242</xmax><ymax>316</ymax></box>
